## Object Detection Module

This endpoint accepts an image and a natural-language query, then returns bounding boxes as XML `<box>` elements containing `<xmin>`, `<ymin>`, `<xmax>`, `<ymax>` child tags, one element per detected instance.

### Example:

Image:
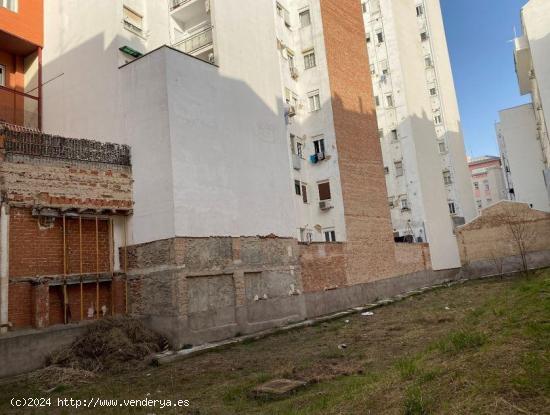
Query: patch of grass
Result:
<box><xmin>394</xmin><ymin>356</ymin><xmax>420</xmax><ymax>380</ymax></box>
<box><xmin>434</xmin><ymin>329</ymin><xmax>487</xmax><ymax>355</ymax></box>
<box><xmin>403</xmin><ymin>386</ymin><xmax>430</xmax><ymax>415</ymax></box>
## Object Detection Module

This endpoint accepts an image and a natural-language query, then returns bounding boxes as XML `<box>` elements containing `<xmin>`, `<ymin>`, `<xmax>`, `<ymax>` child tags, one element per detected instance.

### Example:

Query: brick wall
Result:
<box><xmin>300</xmin><ymin>243</ymin><xmax>347</xmax><ymax>292</ymax></box>
<box><xmin>9</xmin><ymin>207</ymin><xmax>110</xmax><ymax>278</ymax></box>
<box><xmin>457</xmin><ymin>201</ymin><xmax>550</xmax><ymax>264</ymax></box>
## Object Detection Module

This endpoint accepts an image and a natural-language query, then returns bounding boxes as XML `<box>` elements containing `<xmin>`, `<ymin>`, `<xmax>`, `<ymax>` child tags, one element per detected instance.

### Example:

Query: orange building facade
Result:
<box><xmin>0</xmin><ymin>0</ymin><xmax>43</xmax><ymax>129</ymax></box>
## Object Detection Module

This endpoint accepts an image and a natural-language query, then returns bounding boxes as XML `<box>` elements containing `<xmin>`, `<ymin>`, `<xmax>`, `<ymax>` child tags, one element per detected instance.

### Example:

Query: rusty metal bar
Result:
<box><xmin>62</xmin><ymin>215</ymin><xmax>68</xmax><ymax>324</ymax></box>
<box><xmin>95</xmin><ymin>217</ymin><xmax>99</xmax><ymax>319</ymax></box>
<box><xmin>79</xmin><ymin>216</ymin><xmax>83</xmax><ymax>321</ymax></box>
<box><xmin>109</xmin><ymin>218</ymin><xmax>114</xmax><ymax>316</ymax></box>
<box><xmin>124</xmin><ymin>216</ymin><xmax>128</xmax><ymax>314</ymax></box>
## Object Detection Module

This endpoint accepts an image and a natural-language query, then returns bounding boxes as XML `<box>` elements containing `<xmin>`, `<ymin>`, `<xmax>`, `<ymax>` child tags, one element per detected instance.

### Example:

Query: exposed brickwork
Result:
<box><xmin>319</xmin><ymin>0</ymin><xmax>422</xmax><ymax>285</ymax></box>
<box><xmin>456</xmin><ymin>201</ymin><xmax>550</xmax><ymax>264</ymax></box>
<box><xmin>9</xmin><ymin>207</ymin><xmax>110</xmax><ymax>278</ymax></box>
<box><xmin>8</xmin><ymin>282</ymin><xmax>33</xmax><ymax>328</ymax></box>
<box><xmin>1</xmin><ymin>123</ymin><xmax>134</xmax><ymax>331</ymax></box>
<box><xmin>300</xmin><ymin>243</ymin><xmax>347</xmax><ymax>292</ymax></box>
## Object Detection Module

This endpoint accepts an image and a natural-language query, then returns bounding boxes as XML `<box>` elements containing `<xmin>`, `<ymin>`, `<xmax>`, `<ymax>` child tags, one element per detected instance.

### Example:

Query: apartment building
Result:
<box><xmin>361</xmin><ymin>0</ymin><xmax>476</xmax><ymax>244</ymax></box>
<box><xmin>496</xmin><ymin>104</ymin><xmax>550</xmax><ymax>211</ymax></box>
<box><xmin>0</xmin><ymin>0</ymin><xmax>43</xmax><ymax>129</ymax></box>
<box><xmin>508</xmin><ymin>0</ymin><xmax>550</xmax><ymax>199</ymax></box>
<box><xmin>468</xmin><ymin>156</ymin><xmax>506</xmax><ymax>214</ymax></box>
<box><xmin>39</xmin><ymin>0</ymin><xmax>459</xmax><ymax>271</ymax></box>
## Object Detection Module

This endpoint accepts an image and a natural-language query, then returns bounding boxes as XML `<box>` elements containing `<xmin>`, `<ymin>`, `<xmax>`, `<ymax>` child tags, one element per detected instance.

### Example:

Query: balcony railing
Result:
<box><xmin>173</xmin><ymin>26</ymin><xmax>213</xmax><ymax>55</ymax></box>
<box><xmin>0</xmin><ymin>85</ymin><xmax>40</xmax><ymax>130</ymax></box>
<box><xmin>171</xmin><ymin>0</ymin><xmax>193</xmax><ymax>10</ymax></box>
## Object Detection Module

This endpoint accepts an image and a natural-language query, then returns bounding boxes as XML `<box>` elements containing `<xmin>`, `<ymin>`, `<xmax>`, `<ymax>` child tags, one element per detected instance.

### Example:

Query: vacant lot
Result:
<box><xmin>1</xmin><ymin>270</ymin><xmax>549</xmax><ymax>414</ymax></box>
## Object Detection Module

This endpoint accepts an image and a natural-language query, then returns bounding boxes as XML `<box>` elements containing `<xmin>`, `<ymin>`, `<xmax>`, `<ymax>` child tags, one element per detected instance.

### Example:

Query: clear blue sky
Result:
<box><xmin>440</xmin><ymin>0</ymin><xmax>531</xmax><ymax>157</ymax></box>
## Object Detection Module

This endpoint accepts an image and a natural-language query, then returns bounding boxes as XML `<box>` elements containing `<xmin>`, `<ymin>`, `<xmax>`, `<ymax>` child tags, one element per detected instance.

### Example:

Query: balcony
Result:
<box><xmin>0</xmin><ymin>86</ymin><xmax>40</xmax><ymax>129</ymax></box>
<box><xmin>171</xmin><ymin>0</ymin><xmax>193</xmax><ymax>10</ymax></box>
<box><xmin>514</xmin><ymin>35</ymin><xmax>532</xmax><ymax>95</ymax></box>
<box><xmin>173</xmin><ymin>26</ymin><xmax>214</xmax><ymax>60</ymax></box>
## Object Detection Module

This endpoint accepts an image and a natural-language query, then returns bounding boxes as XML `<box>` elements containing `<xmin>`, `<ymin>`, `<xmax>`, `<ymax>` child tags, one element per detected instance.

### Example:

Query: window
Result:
<box><xmin>438</xmin><ymin>141</ymin><xmax>446</xmax><ymax>153</ymax></box>
<box><xmin>476</xmin><ymin>200</ymin><xmax>482</xmax><ymax>209</ymax></box>
<box><xmin>287</xmin><ymin>50</ymin><xmax>295</xmax><ymax>69</ymax></box>
<box><xmin>434</xmin><ymin>114</ymin><xmax>442</xmax><ymax>124</ymax></box>
<box><xmin>0</xmin><ymin>0</ymin><xmax>17</xmax><ymax>12</ymax></box>
<box><xmin>276</xmin><ymin>2</ymin><xmax>291</xmax><ymax>27</ymax></box>
<box><xmin>484</xmin><ymin>180</ymin><xmax>490</xmax><ymax>191</ymax></box>
<box><xmin>294</xmin><ymin>180</ymin><xmax>301</xmax><ymax>195</ymax></box>
<box><xmin>376</xmin><ymin>30</ymin><xmax>384</xmax><ymax>44</ymax></box>
<box><xmin>299</xmin><ymin>9</ymin><xmax>311</xmax><ymax>27</ymax></box>
<box><xmin>313</xmin><ymin>137</ymin><xmax>325</xmax><ymax>154</ymax></box>
<box><xmin>390</xmin><ymin>129</ymin><xmax>398</xmax><ymax>141</ymax></box>
<box><xmin>285</xmin><ymin>88</ymin><xmax>298</xmax><ymax>107</ymax></box>
<box><xmin>324</xmin><ymin>229</ymin><xmax>336</xmax><ymax>242</ymax></box>
<box><xmin>380</xmin><ymin>60</ymin><xmax>389</xmax><ymax>75</ymax></box>
<box><xmin>378</xmin><ymin>129</ymin><xmax>384</xmax><ymax>138</ymax></box>
<box><xmin>425</xmin><ymin>55</ymin><xmax>432</xmax><ymax>67</ymax></box>
<box><xmin>366</xmin><ymin>33</ymin><xmax>372</xmax><ymax>44</ymax></box>
<box><xmin>0</xmin><ymin>64</ymin><xmax>5</xmax><ymax>87</ymax></box>
<box><xmin>385</xmin><ymin>94</ymin><xmax>394</xmax><ymax>108</ymax></box>
<box><xmin>318</xmin><ymin>181</ymin><xmax>331</xmax><ymax>201</ymax></box>
<box><xmin>123</xmin><ymin>5</ymin><xmax>143</xmax><ymax>34</ymax></box>
<box><xmin>429</xmin><ymin>87</ymin><xmax>437</xmax><ymax>96</ymax></box>
<box><xmin>308</xmin><ymin>91</ymin><xmax>321</xmax><ymax>112</ymax></box>
<box><xmin>388</xmin><ymin>197</ymin><xmax>395</xmax><ymax>207</ymax></box>
<box><xmin>304</xmin><ymin>49</ymin><xmax>316</xmax><ymax>69</ymax></box>
<box><xmin>395</xmin><ymin>161</ymin><xmax>403</xmax><ymax>177</ymax></box>
<box><xmin>384</xmin><ymin>167</ymin><xmax>390</xmax><ymax>175</ymax></box>
<box><xmin>486</xmin><ymin>198</ymin><xmax>492</xmax><ymax>204</ymax></box>
<box><xmin>443</xmin><ymin>170</ymin><xmax>452</xmax><ymax>185</ymax></box>
<box><xmin>420</xmin><ymin>32</ymin><xmax>428</xmax><ymax>42</ymax></box>
<box><xmin>416</xmin><ymin>5</ymin><xmax>423</xmax><ymax>16</ymax></box>
<box><xmin>370</xmin><ymin>0</ymin><xmax>381</xmax><ymax>14</ymax></box>
<box><xmin>302</xmin><ymin>183</ymin><xmax>308</xmax><ymax>203</ymax></box>
<box><xmin>362</xmin><ymin>2</ymin><xmax>367</xmax><ymax>13</ymax></box>
<box><xmin>375</xmin><ymin>96</ymin><xmax>380</xmax><ymax>107</ymax></box>
<box><xmin>401</xmin><ymin>197</ymin><xmax>409</xmax><ymax>210</ymax></box>
<box><xmin>474</xmin><ymin>182</ymin><xmax>479</xmax><ymax>190</ymax></box>
<box><xmin>296</xmin><ymin>142</ymin><xmax>303</xmax><ymax>158</ymax></box>
<box><xmin>448</xmin><ymin>202</ymin><xmax>456</xmax><ymax>214</ymax></box>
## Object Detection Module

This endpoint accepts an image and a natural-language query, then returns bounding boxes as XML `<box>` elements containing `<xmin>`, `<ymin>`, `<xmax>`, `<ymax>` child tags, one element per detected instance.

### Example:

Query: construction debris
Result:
<box><xmin>48</xmin><ymin>317</ymin><xmax>166</xmax><ymax>373</ymax></box>
<box><xmin>251</xmin><ymin>379</ymin><xmax>307</xmax><ymax>399</ymax></box>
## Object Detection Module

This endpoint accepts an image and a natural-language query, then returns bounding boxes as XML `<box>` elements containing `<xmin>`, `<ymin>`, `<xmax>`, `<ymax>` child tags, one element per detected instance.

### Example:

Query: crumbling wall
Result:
<box><xmin>0</xmin><ymin>122</ymin><xmax>133</xmax><ymax>330</ymax></box>
<box><xmin>456</xmin><ymin>201</ymin><xmax>550</xmax><ymax>265</ymax></box>
<box><xmin>125</xmin><ymin>236</ymin><xmax>304</xmax><ymax>348</ymax></box>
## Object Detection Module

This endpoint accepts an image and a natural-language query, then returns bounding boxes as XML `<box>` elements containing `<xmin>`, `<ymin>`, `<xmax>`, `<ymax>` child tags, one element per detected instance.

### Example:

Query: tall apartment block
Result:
<box><xmin>497</xmin><ymin>0</ymin><xmax>550</xmax><ymax>210</ymax></box>
<box><xmin>39</xmin><ymin>0</ymin><xmax>461</xmax><ymax>270</ymax></box>
<box><xmin>361</xmin><ymin>0</ymin><xmax>476</xmax><ymax>244</ymax></box>
<box><xmin>0</xmin><ymin>0</ymin><xmax>43</xmax><ymax>129</ymax></box>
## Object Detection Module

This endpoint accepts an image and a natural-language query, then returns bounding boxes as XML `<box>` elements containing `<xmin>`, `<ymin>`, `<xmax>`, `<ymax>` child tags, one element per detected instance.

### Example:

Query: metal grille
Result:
<box><xmin>1</xmin><ymin>123</ymin><xmax>131</xmax><ymax>166</ymax></box>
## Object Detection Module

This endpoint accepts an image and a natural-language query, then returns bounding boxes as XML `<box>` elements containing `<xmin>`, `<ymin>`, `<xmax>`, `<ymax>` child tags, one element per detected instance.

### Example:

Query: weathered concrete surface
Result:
<box><xmin>0</xmin><ymin>323</ymin><xmax>88</xmax><ymax>378</ymax></box>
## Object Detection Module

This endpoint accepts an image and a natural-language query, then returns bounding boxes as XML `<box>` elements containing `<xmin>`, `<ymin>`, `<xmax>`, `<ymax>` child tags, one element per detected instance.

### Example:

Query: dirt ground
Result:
<box><xmin>1</xmin><ymin>270</ymin><xmax>549</xmax><ymax>414</ymax></box>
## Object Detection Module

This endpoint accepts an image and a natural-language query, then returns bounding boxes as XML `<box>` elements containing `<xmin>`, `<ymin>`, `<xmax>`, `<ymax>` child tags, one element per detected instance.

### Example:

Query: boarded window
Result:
<box><xmin>318</xmin><ymin>181</ymin><xmax>331</xmax><ymax>201</ymax></box>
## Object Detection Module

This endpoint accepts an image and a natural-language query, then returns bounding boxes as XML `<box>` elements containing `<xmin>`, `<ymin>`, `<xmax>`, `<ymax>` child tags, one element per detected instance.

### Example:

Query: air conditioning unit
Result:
<box><xmin>319</xmin><ymin>200</ymin><xmax>333</xmax><ymax>210</ymax></box>
<box><xmin>316</xmin><ymin>152</ymin><xmax>326</xmax><ymax>161</ymax></box>
<box><xmin>287</xmin><ymin>105</ymin><xmax>296</xmax><ymax>117</ymax></box>
<box><xmin>290</xmin><ymin>67</ymin><xmax>299</xmax><ymax>80</ymax></box>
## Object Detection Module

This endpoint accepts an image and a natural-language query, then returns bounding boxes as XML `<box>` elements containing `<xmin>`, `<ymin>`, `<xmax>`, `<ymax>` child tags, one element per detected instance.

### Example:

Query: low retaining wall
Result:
<box><xmin>0</xmin><ymin>324</ymin><xmax>88</xmax><ymax>378</ymax></box>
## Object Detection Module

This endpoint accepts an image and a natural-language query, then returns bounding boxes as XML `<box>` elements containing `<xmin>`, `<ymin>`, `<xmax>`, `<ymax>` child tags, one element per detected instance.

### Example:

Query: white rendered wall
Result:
<box><xmin>522</xmin><ymin>0</ymin><xmax>550</xmax><ymax>168</ymax></box>
<box><xmin>497</xmin><ymin>104</ymin><xmax>550</xmax><ymax>212</ymax></box>
<box><xmin>42</xmin><ymin>0</ymin><xmax>169</xmax><ymax>143</ymax></box>
<box><xmin>121</xmin><ymin>46</ymin><xmax>295</xmax><ymax>243</ymax></box>
<box><xmin>274</xmin><ymin>0</ymin><xmax>347</xmax><ymax>243</ymax></box>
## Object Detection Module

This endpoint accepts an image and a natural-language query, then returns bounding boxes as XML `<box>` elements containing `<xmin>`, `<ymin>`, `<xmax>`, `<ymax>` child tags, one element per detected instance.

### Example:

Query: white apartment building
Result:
<box><xmin>361</xmin><ymin>0</ymin><xmax>476</xmax><ymax>242</ymax></box>
<box><xmin>468</xmin><ymin>156</ymin><xmax>507</xmax><ymax>214</ymax></box>
<box><xmin>496</xmin><ymin>104</ymin><xmax>550</xmax><ymax>212</ymax></box>
<box><xmin>40</xmin><ymin>0</ymin><xmax>461</xmax><ymax>269</ymax></box>
<box><xmin>511</xmin><ymin>0</ymin><xmax>550</xmax><ymax>198</ymax></box>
